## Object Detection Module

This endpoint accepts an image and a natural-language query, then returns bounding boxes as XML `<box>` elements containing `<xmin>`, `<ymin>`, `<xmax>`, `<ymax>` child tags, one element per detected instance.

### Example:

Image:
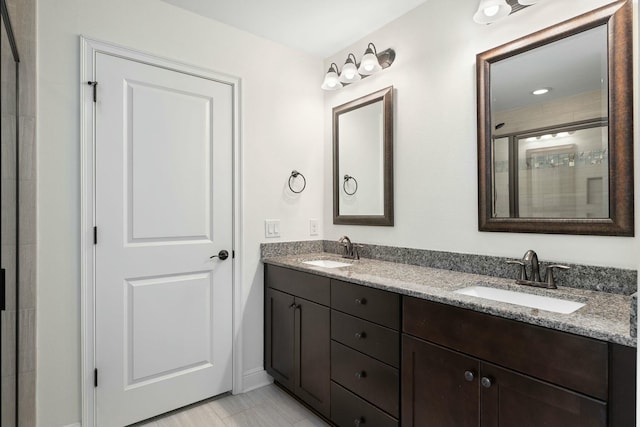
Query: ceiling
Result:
<box><xmin>159</xmin><ymin>0</ymin><xmax>428</xmax><ymax>57</ymax></box>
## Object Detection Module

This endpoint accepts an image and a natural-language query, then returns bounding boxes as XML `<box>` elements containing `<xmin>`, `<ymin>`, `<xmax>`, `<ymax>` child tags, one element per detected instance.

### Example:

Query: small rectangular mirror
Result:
<box><xmin>333</xmin><ymin>87</ymin><xmax>394</xmax><ymax>226</ymax></box>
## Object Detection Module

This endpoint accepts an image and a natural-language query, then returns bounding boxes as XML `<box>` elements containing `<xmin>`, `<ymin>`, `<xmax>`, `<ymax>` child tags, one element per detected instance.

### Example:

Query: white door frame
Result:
<box><xmin>80</xmin><ymin>37</ymin><xmax>244</xmax><ymax>427</ymax></box>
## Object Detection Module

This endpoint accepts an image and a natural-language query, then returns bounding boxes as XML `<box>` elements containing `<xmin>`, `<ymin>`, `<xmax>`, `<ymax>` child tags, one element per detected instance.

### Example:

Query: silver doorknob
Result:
<box><xmin>210</xmin><ymin>250</ymin><xmax>229</xmax><ymax>261</ymax></box>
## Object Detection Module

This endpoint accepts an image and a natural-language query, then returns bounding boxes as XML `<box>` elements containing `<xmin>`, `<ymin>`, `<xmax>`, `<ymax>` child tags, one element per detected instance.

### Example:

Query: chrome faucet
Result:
<box><xmin>338</xmin><ymin>236</ymin><xmax>360</xmax><ymax>260</ymax></box>
<box><xmin>522</xmin><ymin>249</ymin><xmax>541</xmax><ymax>283</ymax></box>
<box><xmin>507</xmin><ymin>250</ymin><xmax>570</xmax><ymax>289</ymax></box>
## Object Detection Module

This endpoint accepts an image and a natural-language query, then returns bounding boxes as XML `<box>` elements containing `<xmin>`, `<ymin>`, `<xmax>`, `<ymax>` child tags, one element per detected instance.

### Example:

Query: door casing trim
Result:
<box><xmin>80</xmin><ymin>36</ymin><xmax>243</xmax><ymax>427</ymax></box>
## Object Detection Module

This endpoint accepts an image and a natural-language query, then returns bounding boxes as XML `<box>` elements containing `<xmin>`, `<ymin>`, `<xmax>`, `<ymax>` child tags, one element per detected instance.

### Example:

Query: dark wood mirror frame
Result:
<box><xmin>333</xmin><ymin>86</ymin><xmax>394</xmax><ymax>226</ymax></box>
<box><xmin>477</xmin><ymin>0</ymin><xmax>633</xmax><ymax>236</ymax></box>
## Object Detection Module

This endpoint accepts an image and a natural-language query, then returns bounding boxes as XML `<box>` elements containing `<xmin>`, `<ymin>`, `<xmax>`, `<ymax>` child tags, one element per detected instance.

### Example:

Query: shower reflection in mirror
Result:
<box><xmin>492</xmin><ymin>119</ymin><xmax>608</xmax><ymax>219</ymax></box>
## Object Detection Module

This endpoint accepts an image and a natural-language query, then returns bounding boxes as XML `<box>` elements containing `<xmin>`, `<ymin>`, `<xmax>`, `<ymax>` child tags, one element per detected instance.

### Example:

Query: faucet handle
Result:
<box><xmin>352</xmin><ymin>244</ymin><xmax>364</xmax><ymax>260</ymax></box>
<box><xmin>506</xmin><ymin>260</ymin><xmax>527</xmax><ymax>281</ymax></box>
<box><xmin>544</xmin><ymin>264</ymin><xmax>571</xmax><ymax>289</ymax></box>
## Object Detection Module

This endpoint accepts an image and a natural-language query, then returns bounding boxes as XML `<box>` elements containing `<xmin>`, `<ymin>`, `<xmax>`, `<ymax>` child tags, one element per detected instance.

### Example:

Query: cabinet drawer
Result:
<box><xmin>265</xmin><ymin>265</ymin><xmax>330</xmax><ymax>305</ymax></box>
<box><xmin>403</xmin><ymin>297</ymin><xmax>608</xmax><ymax>400</ymax></box>
<box><xmin>331</xmin><ymin>310</ymin><xmax>400</xmax><ymax>367</ymax></box>
<box><xmin>331</xmin><ymin>280</ymin><xmax>400</xmax><ymax>329</ymax></box>
<box><xmin>331</xmin><ymin>341</ymin><xmax>399</xmax><ymax>417</ymax></box>
<box><xmin>331</xmin><ymin>382</ymin><xmax>398</xmax><ymax>427</ymax></box>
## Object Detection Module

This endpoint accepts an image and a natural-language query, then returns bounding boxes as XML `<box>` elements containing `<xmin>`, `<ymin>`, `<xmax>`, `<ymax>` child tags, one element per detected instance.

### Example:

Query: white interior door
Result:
<box><xmin>94</xmin><ymin>52</ymin><xmax>233</xmax><ymax>426</ymax></box>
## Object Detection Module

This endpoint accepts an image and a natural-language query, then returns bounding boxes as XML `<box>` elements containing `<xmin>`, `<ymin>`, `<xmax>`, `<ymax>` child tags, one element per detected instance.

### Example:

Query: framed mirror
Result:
<box><xmin>333</xmin><ymin>86</ymin><xmax>394</xmax><ymax>226</ymax></box>
<box><xmin>477</xmin><ymin>0</ymin><xmax>633</xmax><ymax>236</ymax></box>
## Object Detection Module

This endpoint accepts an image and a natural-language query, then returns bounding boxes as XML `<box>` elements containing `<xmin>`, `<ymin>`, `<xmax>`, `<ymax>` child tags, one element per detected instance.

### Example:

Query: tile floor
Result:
<box><xmin>138</xmin><ymin>383</ymin><xmax>331</xmax><ymax>427</ymax></box>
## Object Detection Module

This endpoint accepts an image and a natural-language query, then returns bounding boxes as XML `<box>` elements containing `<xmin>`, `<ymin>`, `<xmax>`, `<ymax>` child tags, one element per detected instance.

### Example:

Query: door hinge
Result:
<box><xmin>94</xmin><ymin>368</ymin><xmax>98</xmax><ymax>387</ymax></box>
<box><xmin>93</xmin><ymin>226</ymin><xmax>97</xmax><ymax>245</ymax></box>
<box><xmin>87</xmin><ymin>81</ymin><xmax>98</xmax><ymax>102</ymax></box>
<box><xmin>0</xmin><ymin>268</ymin><xmax>5</xmax><ymax>311</ymax></box>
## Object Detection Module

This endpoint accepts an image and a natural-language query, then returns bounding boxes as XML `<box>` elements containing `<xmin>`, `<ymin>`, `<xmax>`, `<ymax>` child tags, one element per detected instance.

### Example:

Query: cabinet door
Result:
<box><xmin>480</xmin><ymin>363</ymin><xmax>607</xmax><ymax>427</ymax></box>
<box><xmin>295</xmin><ymin>297</ymin><xmax>331</xmax><ymax>418</ymax></box>
<box><xmin>401</xmin><ymin>335</ymin><xmax>480</xmax><ymax>427</ymax></box>
<box><xmin>265</xmin><ymin>288</ymin><xmax>295</xmax><ymax>391</ymax></box>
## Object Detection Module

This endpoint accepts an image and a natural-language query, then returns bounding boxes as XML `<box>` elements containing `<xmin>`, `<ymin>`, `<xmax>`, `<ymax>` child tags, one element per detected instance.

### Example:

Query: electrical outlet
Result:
<box><xmin>309</xmin><ymin>219</ymin><xmax>319</xmax><ymax>236</ymax></box>
<box><xmin>265</xmin><ymin>220</ymin><xmax>280</xmax><ymax>238</ymax></box>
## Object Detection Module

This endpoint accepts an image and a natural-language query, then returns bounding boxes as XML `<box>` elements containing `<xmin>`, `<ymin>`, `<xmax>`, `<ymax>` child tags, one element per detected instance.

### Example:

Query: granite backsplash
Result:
<box><xmin>261</xmin><ymin>240</ymin><xmax>637</xmax><ymax>296</ymax></box>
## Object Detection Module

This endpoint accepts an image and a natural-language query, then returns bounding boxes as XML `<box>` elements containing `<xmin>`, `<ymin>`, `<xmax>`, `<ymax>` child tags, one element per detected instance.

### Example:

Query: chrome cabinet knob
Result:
<box><xmin>464</xmin><ymin>370</ymin><xmax>475</xmax><ymax>382</ymax></box>
<box><xmin>481</xmin><ymin>376</ymin><xmax>493</xmax><ymax>388</ymax></box>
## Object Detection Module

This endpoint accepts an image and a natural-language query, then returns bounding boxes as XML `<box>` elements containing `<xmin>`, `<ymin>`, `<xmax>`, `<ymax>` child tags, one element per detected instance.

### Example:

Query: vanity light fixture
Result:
<box><xmin>473</xmin><ymin>0</ymin><xmax>512</xmax><ymax>24</ymax></box>
<box><xmin>321</xmin><ymin>42</ymin><xmax>395</xmax><ymax>91</ymax></box>
<box><xmin>321</xmin><ymin>63</ymin><xmax>343</xmax><ymax>91</ymax></box>
<box><xmin>518</xmin><ymin>0</ymin><xmax>538</xmax><ymax>5</ymax></box>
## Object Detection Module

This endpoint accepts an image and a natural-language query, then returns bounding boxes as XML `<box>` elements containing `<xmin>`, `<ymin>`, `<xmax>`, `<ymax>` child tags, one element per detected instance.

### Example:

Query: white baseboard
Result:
<box><xmin>241</xmin><ymin>368</ymin><xmax>273</xmax><ymax>393</ymax></box>
<box><xmin>62</xmin><ymin>423</ymin><xmax>82</xmax><ymax>427</ymax></box>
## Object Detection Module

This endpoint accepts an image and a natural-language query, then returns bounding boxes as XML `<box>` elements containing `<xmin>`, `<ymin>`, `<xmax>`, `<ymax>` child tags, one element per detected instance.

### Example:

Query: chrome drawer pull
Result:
<box><xmin>355</xmin><ymin>371</ymin><xmax>367</xmax><ymax>379</ymax></box>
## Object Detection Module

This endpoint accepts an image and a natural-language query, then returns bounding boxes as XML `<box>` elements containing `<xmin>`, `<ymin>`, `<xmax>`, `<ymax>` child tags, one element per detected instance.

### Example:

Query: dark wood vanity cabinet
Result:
<box><xmin>264</xmin><ymin>265</ymin><xmax>331</xmax><ymax>418</ymax></box>
<box><xmin>402</xmin><ymin>297</ymin><xmax>636</xmax><ymax>427</ymax></box>
<box><xmin>265</xmin><ymin>265</ymin><xmax>635</xmax><ymax>427</ymax></box>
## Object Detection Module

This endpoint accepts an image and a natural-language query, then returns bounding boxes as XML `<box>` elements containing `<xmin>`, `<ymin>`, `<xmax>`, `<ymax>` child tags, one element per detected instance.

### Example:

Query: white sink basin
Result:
<box><xmin>303</xmin><ymin>260</ymin><xmax>352</xmax><ymax>268</ymax></box>
<box><xmin>454</xmin><ymin>286</ymin><xmax>585</xmax><ymax>314</ymax></box>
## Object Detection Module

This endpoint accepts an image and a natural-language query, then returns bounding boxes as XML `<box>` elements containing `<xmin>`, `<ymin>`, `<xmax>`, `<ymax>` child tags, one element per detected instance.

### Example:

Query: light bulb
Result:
<box><xmin>532</xmin><ymin>88</ymin><xmax>550</xmax><ymax>95</ymax></box>
<box><xmin>321</xmin><ymin>64</ymin><xmax>343</xmax><ymax>90</ymax></box>
<box><xmin>339</xmin><ymin>55</ymin><xmax>361</xmax><ymax>83</ymax></box>
<box><xmin>358</xmin><ymin>45</ymin><xmax>382</xmax><ymax>76</ymax></box>
<box><xmin>484</xmin><ymin>5</ymin><xmax>500</xmax><ymax>16</ymax></box>
<box><xmin>473</xmin><ymin>0</ymin><xmax>512</xmax><ymax>24</ymax></box>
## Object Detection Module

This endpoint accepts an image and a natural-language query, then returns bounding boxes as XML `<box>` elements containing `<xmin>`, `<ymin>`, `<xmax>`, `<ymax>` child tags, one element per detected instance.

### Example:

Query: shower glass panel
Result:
<box><xmin>1</xmin><ymin>0</ymin><xmax>19</xmax><ymax>424</ymax></box>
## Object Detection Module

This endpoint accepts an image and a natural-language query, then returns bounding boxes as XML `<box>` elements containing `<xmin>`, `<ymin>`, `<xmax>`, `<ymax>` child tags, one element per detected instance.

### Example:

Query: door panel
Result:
<box><xmin>127</xmin><ymin>272</ymin><xmax>213</xmax><ymax>384</ymax></box>
<box><xmin>265</xmin><ymin>288</ymin><xmax>295</xmax><ymax>390</ymax></box>
<box><xmin>401</xmin><ymin>335</ymin><xmax>480</xmax><ymax>427</ymax></box>
<box><xmin>127</xmin><ymin>80</ymin><xmax>213</xmax><ymax>242</ymax></box>
<box><xmin>95</xmin><ymin>52</ymin><xmax>233</xmax><ymax>426</ymax></box>
<box><xmin>481</xmin><ymin>363</ymin><xmax>607</xmax><ymax>427</ymax></box>
<box><xmin>296</xmin><ymin>297</ymin><xmax>330</xmax><ymax>417</ymax></box>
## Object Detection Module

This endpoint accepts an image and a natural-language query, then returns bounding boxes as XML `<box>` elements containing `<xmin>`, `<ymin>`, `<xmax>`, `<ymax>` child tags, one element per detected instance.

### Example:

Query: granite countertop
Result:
<box><xmin>263</xmin><ymin>252</ymin><xmax>636</xmax><ymax>347</ymax></box>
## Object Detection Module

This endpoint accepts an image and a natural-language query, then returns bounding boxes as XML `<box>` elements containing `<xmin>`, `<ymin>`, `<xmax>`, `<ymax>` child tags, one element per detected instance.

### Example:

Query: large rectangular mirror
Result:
<box><xmin>333</xmin><ymin>87</ymin><xmax>394</xmax><ymax>226</ymax></box>
<box><xmin>477</xmin><ymin>0</ymin><xmax>633</xmax><ymax>235</ymax></box>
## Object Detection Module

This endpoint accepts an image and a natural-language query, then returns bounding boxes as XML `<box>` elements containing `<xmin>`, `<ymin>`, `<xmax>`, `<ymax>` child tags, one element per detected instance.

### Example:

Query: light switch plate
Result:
<box><xmin>309</xmin><ymin>219</ymin><xmax>319</xmax><ymax>236</ymax></box>
<box><xmin>265</xmin><ymin>219</ymin><xmax>280</xmax><ymax>238</ymax></box>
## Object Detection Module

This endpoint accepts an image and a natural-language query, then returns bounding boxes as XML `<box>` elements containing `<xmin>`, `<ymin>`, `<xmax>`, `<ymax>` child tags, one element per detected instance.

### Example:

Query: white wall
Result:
<box><xmin>36</xmin><ymin>1</ymin><xmax>324</xmax><ymax>425</ymax></box>
<box><xmin>323</xmin><ymin>0</ymin><xmax>640</xmax><ymax>270</ymax></box>
<box><xmin>35</xmin><ymin>0</ymin><xmax>640</xmax><ymax>425</ymax></box>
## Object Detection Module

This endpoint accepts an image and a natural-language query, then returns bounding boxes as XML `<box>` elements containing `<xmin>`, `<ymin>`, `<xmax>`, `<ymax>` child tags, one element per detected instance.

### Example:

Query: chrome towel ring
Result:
<box><xmin>343</xmin><ymin>174</ymin><xmax>358</xmax><ymax>195</ymax></box>
<box><xmin>288</xmin><ymin>170</ymin><xmax>306</xmax><ymax>193</ymax></box>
